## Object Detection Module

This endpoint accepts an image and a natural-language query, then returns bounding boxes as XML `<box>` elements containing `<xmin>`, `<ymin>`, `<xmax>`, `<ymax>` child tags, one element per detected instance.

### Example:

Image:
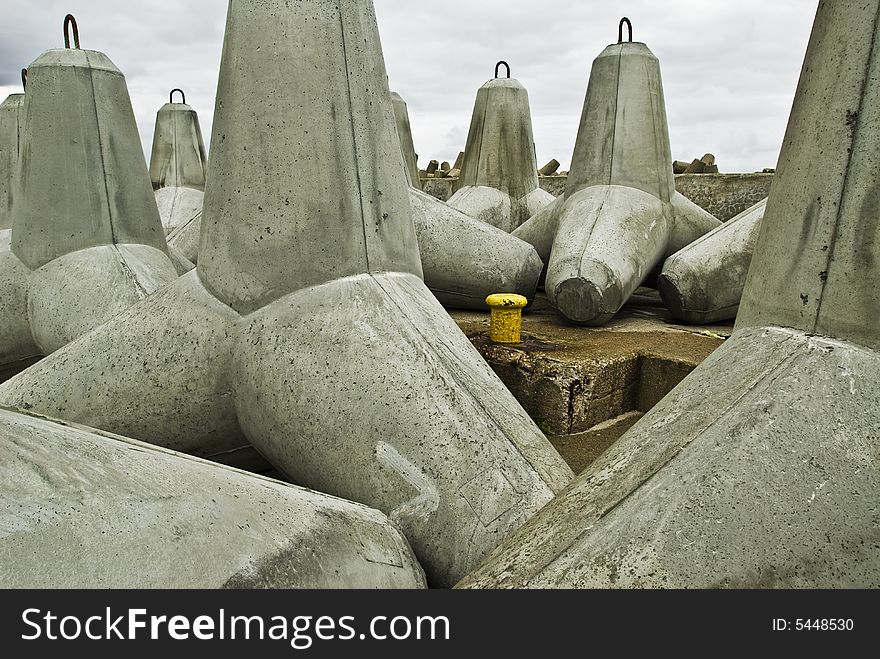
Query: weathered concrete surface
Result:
<box><xmin>392</xmin><ymin>91</ymin><xmax>421</xmax><ymax>190</ymax></box>
<box><xmin>0</xmin><ymin>406</ymin><xmax>425</xmax><ymax>588</ymax></box>
<box><xmin>451</xmin><ymin>290</ymin><xmax>727</xmax><ymax>437</ymax></box>
<box><xmin>736</xmin><ymin>1</ymin><xmax>880</xmax><ymax>351</ymax></box>
<box><xmin>0</xmin><ymin>41</ymin><xmax>179</xmax><ymax>368</ymax></box>
<box><xmin>0</xmin><ymin>230</ymin><xmax>38</xmax><ymax>367</ymax></box>
<box><xmin>660</xmin><ymin>198</ymin><xmax>767</xmax><ymax>323</ymax></box>
<box><xmin>458</xmin><ymin>327</ymin><xmax>880</xmax><ymax>588</ymax></box>
<box><xmin>0</xmin><ymin>0</ymin><xmax>573</xmax><ymax>588</ymax></box>
<box><xmin>409</xmin><ymin>187</ymin><xmax>543</xmax><ymax>309</ymax></box>
<box><xmin>448</xmin><ymin>74</ymin><xmax>554</xmax><ymax>232</ymax></box>
<box><xmin>424</xmin><ymin>172</ymin><xmax>774</xmax><ymax>223</ymax></box>
<box><xmin>12</xmin><ymin>48</ymin><xmax>168</xmax><ymax>268</ymax></box>
<box><xmin>459</xmin><ymin>1</ymin><xmax>880</xmax><ymax>589</ymax></box>
<box><xmin>674</xmin><ymin>173</ymin><xmax>773</xmax><ymax>221</ymax></box>
<box><xmin>511</xmin><ymin>36</ymin><xmax>720</xmax><ymax>325</ymax></box>
<box><xmin>0</xmin><ymin>93</ymin><xmax>24</xmax><ymax>230</ymax></box>
<box><xmin>150</xmin><ymin>100</ymin><xmax>207</xmax><ymax>191</ymax></box>
<box><xmin>166</xmin><ymin>204</ymin><xmax>202</xmax><ymax>264</ymax></box>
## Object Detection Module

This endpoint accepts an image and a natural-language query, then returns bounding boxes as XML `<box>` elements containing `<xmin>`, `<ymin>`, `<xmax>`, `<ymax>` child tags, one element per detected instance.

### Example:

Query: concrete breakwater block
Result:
<box><xmin>392</xmin><ymin>91</ymin><xmax>421</xmax><ymax>190</ymax></box>
<box><xmin>458</xmin><ymin>0</ymin><xmax>880</xmax><ymax>588</ymax></box>
<box><xmin>0</xmin><ymin>406</ymin><xmax>425</xmax><ymax>588</ymax></box>
<box><xmin>0</xmin><ymin>0</ymin><xmax>573</xmax><ymax>588</ymax></box>
<box><xmin>409</xmin><ymin>187</ymin><xmax>543</xmax><ymax>309</ymax></box>
<box><xmin>0</xmin><ymin>17</ymin><xmax>183</xmax><ymax>370</ymax></box>
<box><xmin>660</xmin><ymin>198</ymin><xmax>767</xmax><ymax>323</ymax></box>
<box><xmin>512</xmin><ymin>20</ymin><xmax>720</xmax><ymax>326</ymax></box>
<box><xmin>448</xmin><ymin>61</ymin><xmax>554</xmax><ymax>233</ymax></box>
<box><xmin>150</xmin><ymin>88</ymin><xmax>208</xmax><ymax>251</ymax></box>
<box><xmin>0</xmin><ymin>88</ymin><xmax>24</xmax><ymax>231</ymax></box>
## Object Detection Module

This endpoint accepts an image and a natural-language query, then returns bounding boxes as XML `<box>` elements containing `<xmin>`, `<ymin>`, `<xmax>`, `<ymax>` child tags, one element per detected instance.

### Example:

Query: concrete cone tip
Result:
<box><xmin>512</xmin><ymin>21</ymin><xmax>719</xmax><ymax>325</ymax></box>
<box><xmin>0</xmin><ymin>16</ymin><xmax>181</xmax><ymax>371</ymax></box>
<box><xmin>457</xmin><ymin>1</ymin><xmax>880</xmax><ymax>589</ymax></box>
<box><xmin>0</xmin><ymin>405</ymin><xmax>425</xmax><ymax>588</ymax></box>
<box><xmin>448</xmin><ymin>63</ymin><xmax>554</xmax><ymax>233</ymax></box>
<box><xmin>0</xmin><ymin>0</ymin><xmax>573</xmax><ymax>588</ymax></box>
<box><xmin>150</xmin><ymin>91</ymin><xmax>208</xmax><ymax>238</ymax></box>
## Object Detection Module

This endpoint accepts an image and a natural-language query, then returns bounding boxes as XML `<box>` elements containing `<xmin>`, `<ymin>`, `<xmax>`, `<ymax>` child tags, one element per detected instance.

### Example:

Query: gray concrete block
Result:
<box><xmin>512</xmin><ymin>32</ymin><xmax>719</xmax><ymax>325</ymax></box>
<box><xmin>449</xmin><ymin>72</ymin><xmax>553</xmax><ymax>232</ymax></box>
<box><xmin>409</xmin><ymin>187</ymin><xmax>543</xmax><ymax>309</ymax></box>
<box><xmin>0</xmin><ymin>406</ymin><xmax>425</xmax><ymax>588</ymax></box>
<box><xmin>660</xmin><ymin>198</ymin><xmax>767</xmax><ymax>323</ymax></box>
<box><xmin>392</xmin><ymin>91</ymin><xmax>422</xmax><ymax>190</ymax></box>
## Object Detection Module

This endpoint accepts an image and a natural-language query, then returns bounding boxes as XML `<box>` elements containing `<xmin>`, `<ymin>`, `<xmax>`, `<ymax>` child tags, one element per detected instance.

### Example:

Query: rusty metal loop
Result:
<box><xmin>495</xmin><ymin>61</ymin><xmax>510</xmax><ymax>79</ymax></box>
<box><xmin>170</xmin><ymin>88</ymin><xmax>186</xmax><ymax>105</ymax></box>
<box><xmin>618</xmin><ymin>17</ymin><xmax>633</xmax><ymax>43</ymax></box>
<box><xmin>63</xmin><ymin>14</ymin><xmax>80</xmax><ymax>49</ymax></box>
<box><xmin>21</xmin><ymin>69</ymin><xmax>27</xmax><ymax>90</ymax></box>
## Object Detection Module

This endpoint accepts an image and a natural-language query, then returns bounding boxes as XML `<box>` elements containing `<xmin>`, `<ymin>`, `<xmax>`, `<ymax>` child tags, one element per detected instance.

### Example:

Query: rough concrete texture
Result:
<box><xmin>0</xmin><ymin>406</ymin><xmax>425</xmax><ymax>588</ymax></box>
<box><xmin>150</xmin><ymin>101</ymin><xmax>207</xmax><ymax>191</ymax></box>
<box><xmin>452</xmin><ymin>290</ymin><xmax>726</xmax><ymax>436</ymax></box>
<box><xmin>409</xmin><ymin>187</ymin><xmax>543</xmax><ymax>309</ymax></box>
<box><xmin>166</xmin><ymin>202</ymin><xmax>202</xmax><ymax>264</ymax></box>
<box><xmin>448</xmin><ymin>75</ymin><xmax>554</xmax><ymax>232</ymax></box>
<box><xmin>736</xmin><ymin>0</ymin><xmax>880</xmax><ymax>351</ymax></box>
<box><xmin>0</xmin><ymin>0</ymin><xmax>573</xmax><ymax>588</ymax></box>
<box><xmin>392</xmin><ymin>91</ymin><xmax>421</xmax><ymax>190</ymax></box>
<box><xmin>459</xmin><ymin>1</ymin><xmax>880</xmax><ymax>589</ymax></box>
<box><xmin>12</xmin><ymin>48</ymin><xmax>168</xmax><ymax>268</ymax></box>
<box><xmin>511</xmin><ymin>37</ymin><xmax>720</xmax><ymax>325</ymax></box>
<box><xmin>0</xmin><ymin>230</ymin><xmax>39</xmax><ymax>367</ymax></box>
<box><xmin>458</xmin><ymin>327</ymin><xmax>880</xmax><ymax>588</ymax></box>
<box><xmin>0</xmin><ymin>42</ymin><xmax>181</xmax><ymax>368</ymax></box>
<box><xmin>150</xmin><ymin>100</ymin><xmax>208</xmax><ymax>234</ymax></box>
<box><xmin>660</xmin><ymin>198</ymin><xmax>767</xmax><ymax>323</ymax></box>
<box><xmin>0</xmin><ymin>93</ymin><xmax>24</xmax><ymax>230</ymax></box>
<box><xmin>674</xmin><ymin>173</ymin><xmax>773</xmax><ymax>221</ymax></box>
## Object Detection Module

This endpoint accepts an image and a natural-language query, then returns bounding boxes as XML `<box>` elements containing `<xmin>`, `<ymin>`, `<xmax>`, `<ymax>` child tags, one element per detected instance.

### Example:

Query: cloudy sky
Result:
<box><xmin>0</xmin><ymin>0</ymin><xmax>817</xmax><ymax>173</ymax></box>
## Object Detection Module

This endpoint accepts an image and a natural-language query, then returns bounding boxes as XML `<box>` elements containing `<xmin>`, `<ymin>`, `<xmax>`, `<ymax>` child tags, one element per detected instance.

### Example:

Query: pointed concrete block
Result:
<box><xmin>660</xmin><ymin>198</ymin><xmax>767</xmax><ymax>323</ymax></box>
<box><xmin>0</xmin><ymin>0</ymin><xmax>573</xmax><ymax>588</ymax></box>
<box><xmin>409</xmin><ymin>187</ymin><xmax>543</xmax><ymax>309</ymax></box>
<box><xmin>447</xmin><ymin>62</ymin><xmax>554</xmax><ymax>233</ymax></box>
<box><xmin>150</xmin><ymin>89</ymin><xmax>208</xmax><ymax>236</ymax></box>
<box><xmin>0</xmin><ymin>17</ymin><xmax>180</xmax><ymax>368</ymax></box>
<box><xmin>0</xmin><ymin>92</ymin><xmax>24</xmax><ymax>230</ymax></box>
<box><xmin>392</xmin><ymin>91</ymin><xmax>421</xmax><ymax>190</ymax></box>
<box><xmin>0</xmin><ymin>406</ymin><xmax>425</xmax><ymax>588</ymax></box>
<box><xmin>512</xmin><ymin>21</ymin><xmax>719</xmax><ymax>325</ymax></box>
<box><xmin>458</xmin><ymin>2</ymin><xmax>880</xmax><ymax>589</ymax></box>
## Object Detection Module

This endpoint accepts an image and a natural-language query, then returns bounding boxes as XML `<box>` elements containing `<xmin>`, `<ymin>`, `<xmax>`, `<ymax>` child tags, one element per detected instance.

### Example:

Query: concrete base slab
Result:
<box><xmin>155</xmin><ymin>186</ymin><xmax>204</xmax><ymax>235</ymax></box>
<box><xmin>458</xmin><ymin>326</ymin><xmax>880</xmax><ymax>588</ymax></box>
<box><xmin>409</xmin><ymin>188</ymin><xmax>543</xmax><ymax>309</ymax></box>
<box><xmin>0</xmin><ymin>406</ymin><xmax>425</xmax><ymax>588</ymax></box>
<box><xmin>661</xmin><ymin>198</ymin><xmax>767</xmax><ymax>323</ymax></box>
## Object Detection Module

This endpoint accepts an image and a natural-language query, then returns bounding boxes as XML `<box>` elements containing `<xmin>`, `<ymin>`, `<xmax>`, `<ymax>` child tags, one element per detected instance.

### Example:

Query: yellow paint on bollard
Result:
<box><xmin>486</xmin><ymin>294</ymin><xmax>528</xmax><ymax>343</ymax></box>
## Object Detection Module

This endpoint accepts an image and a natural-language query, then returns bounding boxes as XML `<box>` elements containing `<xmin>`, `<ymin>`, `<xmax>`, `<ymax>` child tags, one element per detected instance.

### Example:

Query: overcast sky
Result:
<box><xmin>0</xmin><ymin>0</ymin><xmax>817</xmax><ymax>173</ymax></box>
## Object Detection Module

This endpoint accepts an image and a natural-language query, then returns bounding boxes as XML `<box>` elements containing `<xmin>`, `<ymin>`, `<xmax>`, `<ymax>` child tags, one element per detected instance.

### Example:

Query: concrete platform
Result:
<box><xmin>451</xmin><ymin>289</ymin><xmax>730</xmax><ymax>471</ymax></box>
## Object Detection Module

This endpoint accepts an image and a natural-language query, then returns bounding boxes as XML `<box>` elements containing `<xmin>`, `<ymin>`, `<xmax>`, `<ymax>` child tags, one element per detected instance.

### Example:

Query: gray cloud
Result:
<box><xmin>0</xmin><ymin>0</ymin><xmax>817</xmax><ymax>174</ymax></box>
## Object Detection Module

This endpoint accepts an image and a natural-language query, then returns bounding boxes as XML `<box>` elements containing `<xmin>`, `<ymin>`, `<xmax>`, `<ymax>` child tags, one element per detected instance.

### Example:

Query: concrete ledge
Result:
<box><xmin>423</xmin><ymin>173</ymin><xmax>774</xmax><ymax>221</ymax></box>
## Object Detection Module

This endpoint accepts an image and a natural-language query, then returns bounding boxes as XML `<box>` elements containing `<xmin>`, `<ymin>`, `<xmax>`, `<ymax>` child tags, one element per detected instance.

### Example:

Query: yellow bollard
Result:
<box><xmin>486</xmin><ymin>294</ymin><xmax>528</xmax><ymax>343</ymax></box>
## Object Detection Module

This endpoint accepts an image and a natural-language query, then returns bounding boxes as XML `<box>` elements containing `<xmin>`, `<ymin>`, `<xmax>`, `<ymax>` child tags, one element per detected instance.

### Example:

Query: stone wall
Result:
<box><xmin>420</xmin><ymin>172</ymin><xmax>774</xmax><ymax>222</ymax></box>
